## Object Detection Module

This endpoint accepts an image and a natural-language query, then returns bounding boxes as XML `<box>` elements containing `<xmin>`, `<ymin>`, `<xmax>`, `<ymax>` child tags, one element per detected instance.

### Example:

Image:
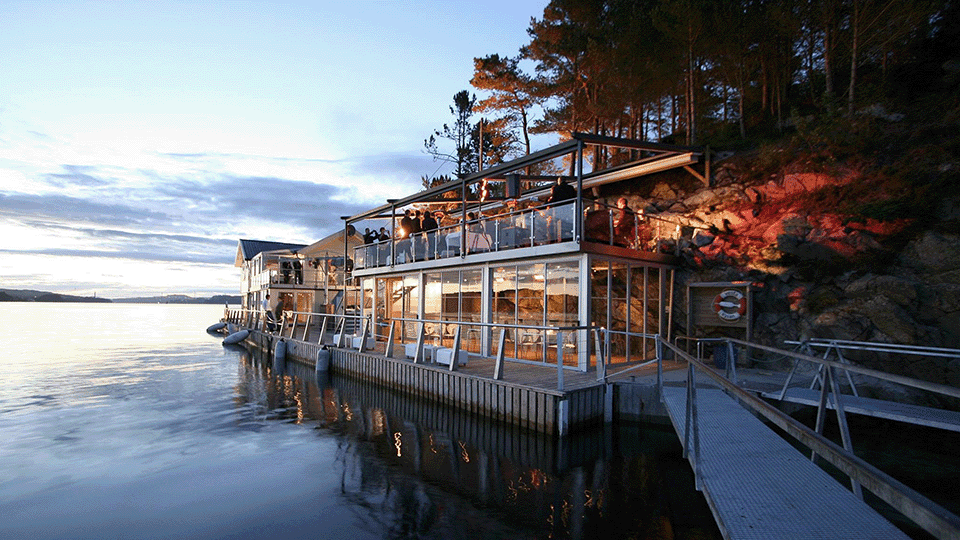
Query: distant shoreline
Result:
<box><xmin>0</xmin><ymin>289</ymin><xmax>239</xmax><ymax>305</ymax></box>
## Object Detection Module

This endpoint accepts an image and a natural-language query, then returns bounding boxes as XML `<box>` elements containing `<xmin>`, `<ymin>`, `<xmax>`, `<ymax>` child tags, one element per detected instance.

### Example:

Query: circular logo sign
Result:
<box><xmin>713</xmin><ymin>289</ymin><xmax>746</xmax><ymax>322</ymax></box>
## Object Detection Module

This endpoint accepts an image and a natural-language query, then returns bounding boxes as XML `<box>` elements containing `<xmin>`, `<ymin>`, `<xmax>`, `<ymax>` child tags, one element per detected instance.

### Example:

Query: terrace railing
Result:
<box><xmin>353</xmin><ymin>200</ymin><xmax>580</xmax><ymax>269</ymax></box>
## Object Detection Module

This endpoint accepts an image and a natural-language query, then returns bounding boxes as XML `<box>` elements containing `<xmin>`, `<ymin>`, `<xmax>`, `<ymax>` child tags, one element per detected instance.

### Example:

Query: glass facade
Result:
<box><xmin>362</xmin><ymin>255</ymin><xmax>666</xmax><ymax>371</ymax></box>
<box><xmin>590</xmin><ymin>263</ymin><xmax>662</xmax><ymax>364</ymax></box>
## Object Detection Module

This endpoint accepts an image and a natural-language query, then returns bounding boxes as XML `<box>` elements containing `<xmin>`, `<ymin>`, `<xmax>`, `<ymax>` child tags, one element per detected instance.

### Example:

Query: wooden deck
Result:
<box><xmin>244</xmin><ymin>329</ymin><xmax>608</xmax><ymax>435</ymax></box>
<box><xmin>661</xmin><ymin>385</ymin><xmax>910</xmax><ymax>539</ymax></box>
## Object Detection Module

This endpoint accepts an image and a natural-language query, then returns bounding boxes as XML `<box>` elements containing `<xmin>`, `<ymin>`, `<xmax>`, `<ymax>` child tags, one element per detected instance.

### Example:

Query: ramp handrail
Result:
<box><xmin>737</xmin><ymin>338</ymin><xmax>960</xmax><ymax>400</ymax></box>
<box><xmin>787</xmin><ymin>338</ymin><xmax>960</xmax><ymax>359</ymax></box>
<box><xmin>657</xmin><ymin>336</ymin><xmax>960</xmax><ymax>539</ymax></box>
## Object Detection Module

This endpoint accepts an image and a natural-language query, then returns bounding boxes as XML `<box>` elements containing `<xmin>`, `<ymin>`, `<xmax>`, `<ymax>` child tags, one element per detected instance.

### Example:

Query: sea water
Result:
<box><xmin>0</xmin><ymin>303</ymin><xmax>720</xmax><ymax>539</ymax></box>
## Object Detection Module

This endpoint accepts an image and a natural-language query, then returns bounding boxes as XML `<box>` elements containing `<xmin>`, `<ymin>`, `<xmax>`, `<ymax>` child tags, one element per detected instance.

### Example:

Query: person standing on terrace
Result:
<box><xmin>547</xmin><ymin>177</ymin><xmax>576</xmax><ymax>204</ymax></box>
<box><xmin>546</xmin><ymin>177</ymin><xmax>577</xmax><ymax>242</ymax></box>
<box><xmin>613</xmin><ymin>197</ymin><xmax>635</xmax><ymax>247</ymax></box>
<box><xmin>399</xmin><ymin>210</ymin><xmax>414</xmax><ymax>239</ymax></box>
<box><xmin>421</xmin><ymin>209</ymin><xmax>439</xmax><ymax>259</ymax></box>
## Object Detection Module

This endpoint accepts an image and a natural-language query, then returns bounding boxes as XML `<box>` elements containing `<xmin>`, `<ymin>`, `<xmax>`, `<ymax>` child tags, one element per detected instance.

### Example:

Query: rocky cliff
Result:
<box><xmin>604</xmin><ymin>146</ymin><xmax>960</xmax><ymax>387</ymax></box>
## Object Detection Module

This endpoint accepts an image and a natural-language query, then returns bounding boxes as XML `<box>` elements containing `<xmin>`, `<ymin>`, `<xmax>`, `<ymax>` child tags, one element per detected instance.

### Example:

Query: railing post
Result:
<box><xmin>684</xmin><ymin>363</ymin><xmax>693</xmax><ymax>458</ymax></box>
<box><xmin>691</xmin><ymin>362</ymin><xmax>702</xmax><ymax>491</ymax></box>
<box><xmin>357</xmin><ymin>318</ymin><xmax>370</xmax><ymax>353</ymax></box>
<box><xmin>827</xmin><ymin>363</ymin><xmax>862</xmax><ymax>499</ymax></box>
<box><xmin>494</xmin><ymin>328</ymin><xmax>507</xmax><ymax>380</ymax></box>
<box><xmin>385</xmin><ymin>320</ymin><xmax>396</xmax><ymax>357</ymax></box>
<box><xmin>656</xmin><ymin>335</ymin><xmax>664</xmax><ymax>398</ymax></box>
<box><xmin>608</xmin><ymin>210</ymin><xmax>614</xmax><ymax>245</ymax></box>
<box><xmin>726</xmin><ymin>339</ymin><xmax>738</xmax><ymax>384</ymax></box>
<box><xmin>300</xmin><ymin>313</ymin><xmax>310</xmax><ymax>341</ymax></box>
<box><xmin>528</xmin><ymin>211</ymin><xmax>535</xmax><ymax>246</ymax></box>
<box><xmin>413</xmin><ymin>322</ymin><xmax>425</xmax><ymax>364</ymax></box>
<box><xmin>595</xmin><ymin>328</ymin><xmax>606</xmax><ymax>382</ymax></box>
<box><xmin>450</xmin><ymin>325</ymin><xmax>462</xmax><ymax>372</ymax></box>
<box><xmin>335</xmin><ymin>317</ymin><xmax>347</xmax><ymax>347</ymax></box>
<box><xmin>318</xmin><ymin>315</ymin><xmax>328</xmax><ymax>344</ymax></box>
<box><xmin>557</xmin><ymin>330</ymin><xmax>565</xmax><ymax>391</ymax></box>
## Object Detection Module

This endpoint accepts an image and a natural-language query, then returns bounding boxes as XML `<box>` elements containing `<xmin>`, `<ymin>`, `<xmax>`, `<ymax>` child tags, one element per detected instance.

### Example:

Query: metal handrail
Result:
<box><xmin>787</xmin><ymin>338</ymin><xmax>960</xmax><ymax>359</ymax></box>
<box><xmin>597</xmin><ymin>331</ymin><xmax>662</xmax><ymax>382</ymax></box>
<box><xmin>386</xmin><ymin>316</ymin><xmax>603</xmax><ymax>391</ymax></box>
<box><xmin>657</xmin><ymin>336</ymin><xmax>960</xmax><ymax>539</ymax></box>
<box><xmin>735</xmin><ymin>338</ymin><xmax>960</xmax><ymax>400</ymax></box>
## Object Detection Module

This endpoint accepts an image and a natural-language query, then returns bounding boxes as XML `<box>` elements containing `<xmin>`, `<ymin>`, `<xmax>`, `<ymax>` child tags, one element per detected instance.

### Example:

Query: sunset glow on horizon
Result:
<box><xmin>0</xmin><ymin>0</ymin><xmax>548</xmax><ymax>298</ymax></box>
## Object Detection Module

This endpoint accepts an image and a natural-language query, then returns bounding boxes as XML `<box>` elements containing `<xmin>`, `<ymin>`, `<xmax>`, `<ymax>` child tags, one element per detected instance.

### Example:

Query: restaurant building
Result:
<box><xmin>343</xmin><ymin>133</ymin><xmax>708</xmax><ymax>372</ymax></box>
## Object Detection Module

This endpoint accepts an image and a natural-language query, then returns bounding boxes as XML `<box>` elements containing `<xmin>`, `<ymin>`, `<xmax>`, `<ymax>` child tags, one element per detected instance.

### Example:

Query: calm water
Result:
<box><xmin>0</xmin><ymin>304</ymin><xmax>719</xmax><ymax>539</ymax></box>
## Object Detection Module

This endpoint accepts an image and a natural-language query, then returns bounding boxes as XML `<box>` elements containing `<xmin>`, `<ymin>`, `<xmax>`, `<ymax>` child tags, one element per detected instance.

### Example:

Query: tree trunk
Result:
<box><xmin>823</xmin><ymin>1</ymin><xmax>836</xmax><ymax>113</ymax></box>
<box><xmin>520</xmin><ymin>103</ymin><xmax>531</xmax><ymax>156</ymax></box>
<box><xmin>848</xmin><ymin>0</ymin><xmax>860</xmax><ymax>116</ymax></box>
<box><xmin>687</xmin><ymin>24</ymin><xmax>696</xmax><ymax>145</ymax></box>
<box><xmin>739</xmin><ymin>80</ymin><xmax>746</xmax><ymax>139</ymax></box>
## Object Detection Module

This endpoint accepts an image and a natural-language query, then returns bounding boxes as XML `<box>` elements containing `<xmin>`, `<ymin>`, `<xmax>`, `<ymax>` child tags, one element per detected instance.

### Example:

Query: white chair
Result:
<box><xmin>434</xmin><ymin>347</ymin><xmax>468</xmax><ymax>367</ymax></box>
<box><xmin>351</xmin><ymin>336</ymin><xmax>375</xmax><ymax>350</ymax></box>
<box><xmin>404</xmin><ymin>342</ymin><xmax>439</xmax><ymax>361</ymax></box>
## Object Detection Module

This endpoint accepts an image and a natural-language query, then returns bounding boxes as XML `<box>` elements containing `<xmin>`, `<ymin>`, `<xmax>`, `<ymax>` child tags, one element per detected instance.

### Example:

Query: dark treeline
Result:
<box><xmin>426</xmin><ymin>0</ymin><xmax>959</xmax><ymax>181</ymax></box>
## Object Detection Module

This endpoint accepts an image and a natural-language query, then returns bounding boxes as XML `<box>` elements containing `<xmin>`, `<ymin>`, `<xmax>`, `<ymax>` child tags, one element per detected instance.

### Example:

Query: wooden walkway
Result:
<box><xmin>660</xmin><ymin>385</ymin><xmax>910</xmax><ymax>540</ymax></box>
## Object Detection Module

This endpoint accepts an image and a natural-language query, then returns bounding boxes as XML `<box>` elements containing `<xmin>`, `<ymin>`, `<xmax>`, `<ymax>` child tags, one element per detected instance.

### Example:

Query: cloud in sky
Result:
<box><xmin>0</xmin><ymin>0</ymin><xmax>549</xmax><ymax>298</ymax></box>
<box><xmin>0</xmin><ymin>149</ymin><xmax>430</xmax><ymax>297</ymax></box>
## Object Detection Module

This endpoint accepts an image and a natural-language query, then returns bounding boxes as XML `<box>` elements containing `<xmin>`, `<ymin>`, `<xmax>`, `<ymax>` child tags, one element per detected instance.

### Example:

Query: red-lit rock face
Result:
<box><xmin>606</xmin><ymin>166</ymin><xmax>960</xmax><ymax>387</ymax></box>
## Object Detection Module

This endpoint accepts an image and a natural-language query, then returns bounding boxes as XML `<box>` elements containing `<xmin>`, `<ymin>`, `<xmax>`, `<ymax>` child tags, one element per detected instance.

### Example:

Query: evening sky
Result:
<box><xmin>0</xmin><ymin>0</ymin><xmax>549</xmax><ymax>298</ymax></box>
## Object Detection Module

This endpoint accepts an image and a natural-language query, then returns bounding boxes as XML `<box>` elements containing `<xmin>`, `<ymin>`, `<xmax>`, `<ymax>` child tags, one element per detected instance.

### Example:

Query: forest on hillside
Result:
<box><xmin>425</xmin><ymin>0</ymin><xmax>960</xmax><ymax>182</ymax></box>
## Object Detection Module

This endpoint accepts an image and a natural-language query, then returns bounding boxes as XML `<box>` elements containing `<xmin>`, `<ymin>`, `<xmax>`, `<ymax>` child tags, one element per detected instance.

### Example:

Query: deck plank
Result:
<box><xmin>661</xmin><ymin>386</ymin><xmax>909</xmax><ymax>539</ymax></box>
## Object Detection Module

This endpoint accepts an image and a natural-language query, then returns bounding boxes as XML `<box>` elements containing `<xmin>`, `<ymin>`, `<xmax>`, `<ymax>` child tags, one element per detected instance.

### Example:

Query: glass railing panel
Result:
<box><xmin>353</xmin><ymin>246</ymin><xmax>366</xmax><ymax>269</ymax></box>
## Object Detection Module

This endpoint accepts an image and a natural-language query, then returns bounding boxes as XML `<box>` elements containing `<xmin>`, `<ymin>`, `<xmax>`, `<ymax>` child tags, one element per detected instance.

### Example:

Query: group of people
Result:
<box><xmin>398</xmin><ymin>208</ymin><xmax>440</xmax><ymax>240</ymax></box>
<box><xmin>355</xmin><ymin>177</ymin><xmax>600</xmax><ymax>265</ymax></box>
<box><xmin>361</xmin><ymin>227</ymin><xmax>392</xmax><ymax>245</ymax></box>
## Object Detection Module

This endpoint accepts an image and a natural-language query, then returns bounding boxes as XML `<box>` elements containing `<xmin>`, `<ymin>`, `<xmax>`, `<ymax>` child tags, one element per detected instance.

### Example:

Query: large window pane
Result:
<box><xmin>546</xmin><ymin>261</ymin><xmax>579</xmax><ymax>364</ymax></box>
<box><xmin>493</xmin><ymin>266</ymin><xmax>516</xmax><ymax>359</ymax></box>
<box><xmin>517</xmin><ymin>263</ymin><xmax>544</xmax><ymax>361</ymax></box>
<box><xmin>403</xmin><ymin>274</ymin><xmax>419</xmax><ymax>342</ymax></box>
<box><xmin>646</xmin><ymin>267</ymin><xmax>660</xmax><ymax>337</ymax></box>
<box><xmin>423</xmin><ymin>272</ymin><xmax>442</xmax><ymax>340</ymax></box>
<box><xmin>461</xmin><ymin>269</ymin><xmax>483</xmax><ymax>353</ymax></box>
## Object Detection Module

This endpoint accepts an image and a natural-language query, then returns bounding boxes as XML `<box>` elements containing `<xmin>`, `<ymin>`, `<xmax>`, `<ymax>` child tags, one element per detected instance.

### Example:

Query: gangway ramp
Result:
<box><xmin>762</xmin><ymin>387</ymin><xmax>960</xmax><ymax>433</ymax></box>
<box><xmin>661</xmin><ymin>385</ymin><xmax>911</xmax><ymax>539</ymax></box>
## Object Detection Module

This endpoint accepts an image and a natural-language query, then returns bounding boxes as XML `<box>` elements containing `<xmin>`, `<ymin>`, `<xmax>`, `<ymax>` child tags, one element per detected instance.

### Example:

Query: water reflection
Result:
<box><xmin>244</xmin><ymin>347</ymin><xmax>720</xmax><ymax>539</ymax></box>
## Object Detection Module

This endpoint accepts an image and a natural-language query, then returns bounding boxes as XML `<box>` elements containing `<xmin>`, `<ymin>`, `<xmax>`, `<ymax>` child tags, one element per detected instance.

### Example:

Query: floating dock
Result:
<box><xmin>661</xmin><ymin>385</ymin><xmax>911</xmax><ymax>539</ymax></box>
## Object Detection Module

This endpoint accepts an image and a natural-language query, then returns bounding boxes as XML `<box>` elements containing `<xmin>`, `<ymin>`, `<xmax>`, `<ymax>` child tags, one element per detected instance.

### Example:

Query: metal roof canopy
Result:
<box><xmin>343</xmin><ymin>133</ymin><xmax>706</xmax><ymax>224</ymax></box>
<box><xmin>234</xmin><ymin>239</ymin><xmax>308</xmax><ymax>267</ymax></box>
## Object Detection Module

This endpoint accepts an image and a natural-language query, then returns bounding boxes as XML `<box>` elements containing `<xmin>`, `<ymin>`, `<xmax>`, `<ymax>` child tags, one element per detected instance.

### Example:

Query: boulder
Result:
<box><xmin>900</xmin><ymin>231</ymin><xmax>960</xmax><ymax>275</ymax></box>
<box><xmin>762</xmin><ymin>213</ymin><xmax>811</xmax><ymax>244</ymax></box>
<box><xmin>845</xmin><ymin>274</ymin><xmax>918</xmax><ymax>307</ymax></box>
<box><xmin>858</xmin><ymin>296</ymin><xmax>918</xmax><ymax>344</ymax></box>
<box><xmin>692</xmin><ymin>230</ymin><xmax>715</xmax><ymax>247</ymax></box>
<box><xmin>650</xmin><ymin>182</ymin><xmax>678</xmax><ymax>200</ymax></box>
